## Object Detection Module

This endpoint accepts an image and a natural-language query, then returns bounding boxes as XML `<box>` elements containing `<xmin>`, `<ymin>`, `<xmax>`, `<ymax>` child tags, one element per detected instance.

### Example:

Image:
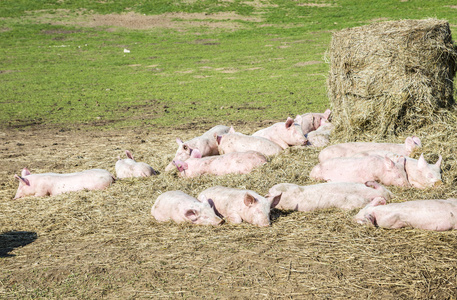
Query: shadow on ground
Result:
<box><xmin>0</xmin><ymin>231</ymin><xmax>38</xmax><ymax>257</ymax></box>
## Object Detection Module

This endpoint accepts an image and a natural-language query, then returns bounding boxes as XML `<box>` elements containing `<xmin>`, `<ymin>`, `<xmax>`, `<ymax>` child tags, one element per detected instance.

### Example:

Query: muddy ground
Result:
<box><xmin>1</xmin><ymin>123</ymin><xmax>457</xmax><ymax>299</ymax></box>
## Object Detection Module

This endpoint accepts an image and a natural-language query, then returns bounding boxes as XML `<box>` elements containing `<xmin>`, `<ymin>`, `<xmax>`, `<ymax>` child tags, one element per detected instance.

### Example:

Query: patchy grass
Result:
<box><xmin>1</xmin><ymin>0</ymin><xmax>456</xmax><ymax>129</ymax></box>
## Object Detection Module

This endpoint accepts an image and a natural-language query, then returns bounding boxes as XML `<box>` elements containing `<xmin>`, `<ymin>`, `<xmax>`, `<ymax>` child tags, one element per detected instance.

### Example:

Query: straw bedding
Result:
<box><xmin>1</xmin><ymin>123</ymin><xmax>457</xmax><ymax>298</ymax></box>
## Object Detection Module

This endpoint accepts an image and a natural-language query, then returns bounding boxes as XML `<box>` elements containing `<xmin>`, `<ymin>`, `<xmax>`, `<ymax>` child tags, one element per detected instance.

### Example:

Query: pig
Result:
<box><xmin>151</xmin><ymin>190</ymin><xmax>223</xmax><ymax>225</ymax></box>
<box><xmin>294</xmin><ymin>109</ymin><xmax>331</xmax><ymax>135</ymax></box>
<box><xmin>165</xmin><ymin>125</ymin><xmax>230</xmax><ymax>171</ymax></box>
<box><xmin>197</xmin><ymin>186</ymin><xmax>281</xmax><ymax>227</ymax></box>
<box><xmin>354</xmin><ymin>198</ymin><xmax>457</xmax><ymax>231</ymax></box>
<box><xmin>266</xmin><ymin>181</ymin><xmax>393</xmax><ymax>211</ymax></box>
<box><xmin>310</xmin><ymin>155</ymin><xmax>410</xmax><ymax>187</ymax></box>
<box><xmin>318</xmin><ymin>136</ymin><xmax>421</xmax><ymax>162</ymax></box>
<box><xmin>14</xmin><ymin>168</ymin><xmax>115</xmax><ymax>199</ymax></box>
<box><xmin>217</xmin><ymin>128</ymin><xmax>283</xmax><ymax>157</ymax></box>
<box><xmin>115</xmin><ymin>150</ymin><xmax>157</xmax><ymax>179</ymax></box>
<box><xmin>306</xmin><ymin>118</ymin><xmax>334</xmax><ymax>148</ymax></box>
<box><xmin>252</xmin><ymin>117</ymin><xmax>307</xmax><ymax>149</ymax></box>
<box><xmin>173</xmin><ymin>150</ymin><xmax>267</xmax><ymax>178</ymax></box>
<box><xmin>354</xmin><ymin>152</ymin><xmax>442</xmax><ymax>189</ymax></box>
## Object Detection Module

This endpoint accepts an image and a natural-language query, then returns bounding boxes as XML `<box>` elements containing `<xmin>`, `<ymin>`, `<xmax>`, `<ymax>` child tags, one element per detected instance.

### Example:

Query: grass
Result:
<box><xmin>0</xmin><ymin>0</ymin><xmax>456</xmax><ymax>129</ymax></box>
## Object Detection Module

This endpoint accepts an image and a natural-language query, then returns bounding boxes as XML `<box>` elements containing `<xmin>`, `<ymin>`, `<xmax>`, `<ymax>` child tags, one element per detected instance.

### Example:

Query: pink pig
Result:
<box><xmin>14</xmin><ymin>168</ymin><xmax>115</xmax><ymax>199</ymax></box>
<box><xmin>310</xmin><ymin>155</ymin><xmax>410</xmax><ymax>187</ymax></box>
<box><xmin>115</xmin><ymin>150</ymin><xmax>157</xmax><ymax>179</ymax></box>
<box><xmin>165</xmin><ymin>125</ymin><xmax>230</xmax><ymax>171</ymax></box>
<box><xmin>217</xmin><ymin>127</ymin><xmax>282</xmax><ymax>157</ymax></box>
<box><xmin>294</xmin><ymin>109</ymin><xmax>331</xmax><ymax>135</ymax></box>
<box><xmin>354</xmin><ymin>152</ymin><xmax>442</xmax><ymax>189</ymax></box>
<box><xmin>266</xmin><ymin>181</ymin><xmax>393</xmax><ymax>211</ymax></box>
<box><xmin>197</xmin><ymin>186</ymin><xmax>281</xmax><ymax>227</ymax></box>
<box><xmin>354</xmin><ymin>198</ymin><xmax>457</xmax><ymax>231</ymax></box>
<box><xmin>252</xmin><ymin>117</ymin><xmax>307</xmax><ymax>149</ymax></box>
<box><xmin>306</xmin><ymin>118</ymin><xmax>334</xmax><ymax>148</ymax></box>
<box><xmin>173</xmin><ymin>150</ymin><xmax>267</xmax><ymax>178</ymax></box>
<box><xmin>318</xmin><ymin>136</ymin><xmax>421</xmax><ymax>162</ymax></box>
<box><xmin>151</xmin><ymin>190</ymin><xmax>223</xmax><ymax>225</ymax></box>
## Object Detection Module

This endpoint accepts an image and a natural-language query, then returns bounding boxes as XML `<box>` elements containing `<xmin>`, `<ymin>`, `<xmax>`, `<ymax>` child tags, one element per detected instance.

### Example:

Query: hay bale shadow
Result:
<box><xmin>0</xmin><ymin>231</ymin><xmax>37</xmax><ymax>257</ymax></box>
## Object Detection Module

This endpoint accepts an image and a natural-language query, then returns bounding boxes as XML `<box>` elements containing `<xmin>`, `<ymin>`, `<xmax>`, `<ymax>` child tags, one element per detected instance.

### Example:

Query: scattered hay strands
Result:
<box><xmin>2</xmin><ymin>125</ymin><xmax>457</xmax><ymax>298</ymax></box>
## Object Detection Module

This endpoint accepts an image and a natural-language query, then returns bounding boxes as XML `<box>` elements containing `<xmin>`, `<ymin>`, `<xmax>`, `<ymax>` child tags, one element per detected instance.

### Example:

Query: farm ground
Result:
<box><xmin>2</xmin><ymin>122</ymin><xmax>457</xmax><ymax>299</ymax></box>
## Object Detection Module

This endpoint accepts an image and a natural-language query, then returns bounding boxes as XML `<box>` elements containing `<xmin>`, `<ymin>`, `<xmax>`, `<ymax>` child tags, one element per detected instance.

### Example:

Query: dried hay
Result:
<box><xmin>2</xmin><ymin>125</ymin><xmax>457</xmax><ymax>298</ymax></box>
<box><xmin>327</xmin><ymin>18</ymin><xmax>457</xmax><ymax>139</ymax></box>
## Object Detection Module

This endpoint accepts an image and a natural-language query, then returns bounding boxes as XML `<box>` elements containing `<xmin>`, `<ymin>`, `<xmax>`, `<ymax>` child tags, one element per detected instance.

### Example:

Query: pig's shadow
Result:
<box><xmin>0</xmin><ymin>231</ymin><xmax>37</xmax><ymax>257</ymax></box>
<box><xmin>270</xmin><ymin>209</ymin><xmax>295</xmax><ymax>222</ymax></box>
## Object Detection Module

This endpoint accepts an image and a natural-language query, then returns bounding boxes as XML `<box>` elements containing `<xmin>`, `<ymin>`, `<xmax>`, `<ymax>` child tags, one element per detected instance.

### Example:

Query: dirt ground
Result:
<box><xmin>1</xmin><ymin>123</ymin><xmax>457</xmax><ymax>299</ymax></box>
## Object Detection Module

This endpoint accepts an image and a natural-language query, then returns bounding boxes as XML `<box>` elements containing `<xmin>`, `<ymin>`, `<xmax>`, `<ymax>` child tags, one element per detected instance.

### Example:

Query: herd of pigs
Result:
<box><xmin>14</xmin><ymin>108</ymin><xmax>455</xmax><ymax>231</ymax></box>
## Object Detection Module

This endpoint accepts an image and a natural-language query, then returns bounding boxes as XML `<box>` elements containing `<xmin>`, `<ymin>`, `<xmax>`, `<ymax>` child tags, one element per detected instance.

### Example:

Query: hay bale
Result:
<box><xmin>327</xmin><ymin>18</ymin><xmax>457</xmax><ymax>139</ymax></box>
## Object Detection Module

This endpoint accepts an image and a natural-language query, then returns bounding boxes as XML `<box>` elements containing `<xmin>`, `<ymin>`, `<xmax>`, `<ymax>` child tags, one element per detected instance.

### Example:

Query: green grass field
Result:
<box><xmin>1</xmin><ymin>0</ymin><xmax>456</xmax><ymax>129</ymax></box>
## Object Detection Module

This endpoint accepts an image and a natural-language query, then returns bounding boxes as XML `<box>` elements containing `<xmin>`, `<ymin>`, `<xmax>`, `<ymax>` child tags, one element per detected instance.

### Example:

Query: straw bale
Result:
<box><xmin>327</xmin><ymin>18</ymin><xmax>457</xmax><ymax>139</ymax></box>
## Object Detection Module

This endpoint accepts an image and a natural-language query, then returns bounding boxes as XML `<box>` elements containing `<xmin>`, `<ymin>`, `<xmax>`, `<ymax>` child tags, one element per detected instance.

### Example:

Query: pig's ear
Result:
<box><xmin>396</xmin><ymin>156</ymin><xmax>406</xmax><ymax>167</ymax></box>
<box><xmin>323</xmin><ymin>109</ymin><xmax>331</xmax><ymax>120</ymax></box>
<box><xmin>190</xmin><ymin>149</ymin><xmax>202</xmax><ymax>158</ymax></box>
<box><xmin>405</xmin><ymin>136</ymin><xmax>421</xmax><ymax>151</ymax></box>
<box><xmin>229</xmin><ymin>126</ymin><xmax>235</xmax><ymax>134</ymax></box>
<box><xmin>383</xmin><ymin>156</ymin><xmax>395</xmax><ymax>168</ymax></box>
<box><xmin>22</xmin><ymin>168</ymin><xmax>31</xmax><ymax>177</ymax></box>
<box><xmin>313</xmin><ymin>115</ymin><xmax>320</xmax><ymax>130</ymax></box>
<box><xmin>365</xmin><ymin>181</ymin><xmax>380</xmax><ymax>189</ymax></box>
<box><xmin>417</xmin><ymin>153</ymin><xmax>427</xmax><ymax>169</ymax></box>
<box><xmin>176</xmin><ymin>138</ymin><xmax>183</xmax><ymax>145</ymax></box>
<box><xmin>435</xmin><ymin>155</ymin><xmax>443</xmax><ymax>168</ymax></box>
<box><xmin>294</xmin><ymin>115</ymin><xmax>301</xmax><ymax>123</ymax></box>
<box><xmin>371</xmin><ymin>197</ymin><xmax>386</xmax><ymax>206</ymax></box>
<box><xmin>364</xmin><ymin>214</ymin><xmax>376</xmax><ymax>226</ymax></box>
<box><xmin>14</xmin><ymin>174</ymin><xmax>30</xmax><ymax>186</ymax></box>
<box><xmin>243</xmin><ymin>193</ymin><xmax>258</xmax><ymax>207</ymax></box>
<box><xmin>216</xmin><ymin>135</ymin><xmax>222</xmax><ymax>145</ymax></box>
<box><xmin>269</xmin><ymin>193</ymin><xmax>282</xmax><ymax>208</ymax></box>
<box><xmin>199</xmin><ymin>194</ymin><xmax>208</xmax><ymax>203</ymax></box>
<box><xmin>285</xmin><ymin>117</ymin><xmax>294</xmax><ymax>129</ymax></box>
<box><xmin>125</xmin><ymin>150</ymin><xmax>134</xmax><ymax>160</ymax></box>
<box><xmin>185</xmin><ymin>209</ymin><xmax>199</xmax><ymax>222</ymax></box>
<box><xmin>412</xmin><ymin>136</ymin><xmax>421</xmax><ymax>147</ymax></box>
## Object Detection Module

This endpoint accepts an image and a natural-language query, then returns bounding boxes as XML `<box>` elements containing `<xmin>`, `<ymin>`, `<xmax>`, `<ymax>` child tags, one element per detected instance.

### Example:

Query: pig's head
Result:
<box><xmin>294</xmin><ymin>113</ymin><xmax>315</xmax><ymax>135</ymax></box>
<box><xmin>407</xmin><ymin>154</ymin><xmax>443</xmax><ymax>189</ymax></box>
<box><xmin>283</xmin><ymin>117</ymin><xmax>307</xmax><ymax>146</ymax></box>
<box><xmin>164</xmin><ymin>138</ymin><xmax>197</xmax><ymax>172</ymax></box>
<box><xmin>381</xmin><ymin>156</ymin><xmax>411</xmax><ymax>187</ymax></box>
<box><xmin>186</xmin><ymin>195</ymin><xmax>224</xmax><ymax>225</ymax></box>
<box><xmin>404</xmin><ymin>136</ymin><xmax>421</xmax><ymax>155</ymax></box>
<box><xmin>174</xmin><ymin>138</ymin><xmax>196</xmax><ymax>161</ymax></box>
<box><xmin>242</xmin><ymin>193</ymin><xmax>281</xmax><ymax>227</ymax></box>
<box><xmin>13</xmin><ymin>168</ymin><xmax>33</xmax><ymax>199</ymax></box>
<box><xmin>354</xmin><ymin>197</ymin><xmax>386</xmax><ymax>225</ymax></box>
